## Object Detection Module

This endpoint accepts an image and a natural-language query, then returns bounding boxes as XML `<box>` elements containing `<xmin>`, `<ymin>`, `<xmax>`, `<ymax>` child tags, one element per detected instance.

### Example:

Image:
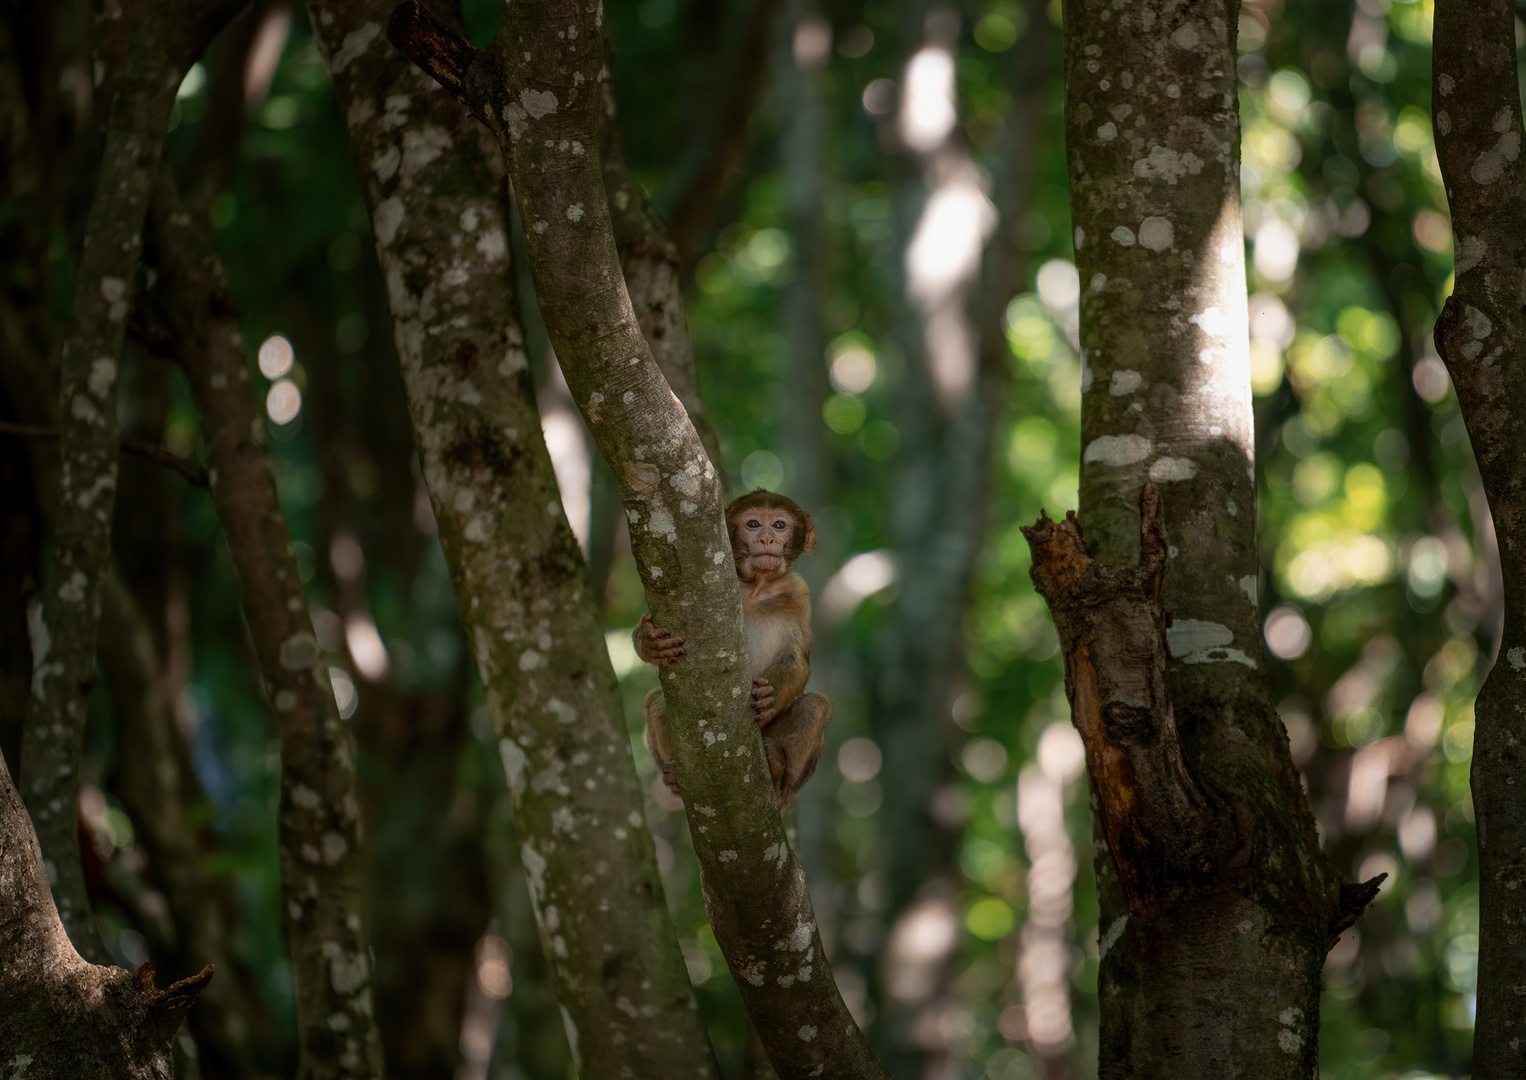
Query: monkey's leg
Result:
<box><xmin>642</xmin><ymin>688</ymin><xmax>680</xmax><ymax>794</ymax></box>
<box><xmin>760</xmin><ymin>692</ymin><xmax>831</xmax><ymax>806</ymax></box>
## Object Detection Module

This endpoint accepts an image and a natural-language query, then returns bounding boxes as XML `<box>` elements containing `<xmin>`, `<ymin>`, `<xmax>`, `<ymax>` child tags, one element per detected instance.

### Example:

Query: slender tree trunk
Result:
<box><xmin>0</xmin><ymin>748</ymin><xmax>213</xmax><ymax>1078</ymax></box>
<box><xmin>306</xmin><ymin>4</ymin><xmax>721</xmax><ymax>1077</ymax></box>
<box><xmin>1430</xmin><ymin>1</ymin><xmax>1526</xmax><ymax>1070</ymax></box>
<box><xmin>143</xmin><ymin>174</ymin><xmax>385</xmax><ymax>1080</ymax></box>
<box><xmin>1033</xmin><ymin>1</ymin><xmax>1372</xmax><ymax>1073</ymax></box>
<box><xmin>387</xmin><ymin>4</ymin><xmax>891</xmax><ymax>1075</ymax></box>
<box><xmin>18</xmin><ymin>0</ymin><xmax>244</xmax><ymax>964</ymax></box>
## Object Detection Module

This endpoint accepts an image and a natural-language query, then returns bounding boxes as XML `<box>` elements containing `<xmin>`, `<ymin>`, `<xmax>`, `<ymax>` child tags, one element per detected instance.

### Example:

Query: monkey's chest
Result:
<box><xmin>746</xmin><ymin>617</ymin><xmax>791</xmax><ymax>677</ymax></box>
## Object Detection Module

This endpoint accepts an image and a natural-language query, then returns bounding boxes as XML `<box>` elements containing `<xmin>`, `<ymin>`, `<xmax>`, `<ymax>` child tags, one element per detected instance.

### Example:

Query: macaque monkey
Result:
<box><xmin>636</xmin><ymin>490</ymin><xmax>831</xmax><ymax>807</ymax></box>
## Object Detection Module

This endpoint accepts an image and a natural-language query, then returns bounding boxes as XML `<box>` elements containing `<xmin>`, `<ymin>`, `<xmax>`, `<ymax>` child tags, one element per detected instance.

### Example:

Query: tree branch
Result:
<box><xmin>19</xmin><ymin>0</ymin><xmax>247</xmax><ymax>967</ymax></box>
<box><xmin>0</xmin><ymin>420</ymin><xmax>209</xmax><ymax>487</ymax></box>
<box><xmin>311</xmin><ymin>1</ymin><xmax>721</xmax><ymax>1074</ymax></box>
<box><xmin>388</xmin><ymin>3</ymin><xmax>889</xmax><ymax>1076</ymax></box>
<box><xmin>143</xmin><ymin>171</ymin><xmax>384</xmax><ymax>1080</ymax></box>
<box><xmin>1430</xmin><ymin>0</ymin><xmax>1526</xmax><ymax>1069</ymax></box>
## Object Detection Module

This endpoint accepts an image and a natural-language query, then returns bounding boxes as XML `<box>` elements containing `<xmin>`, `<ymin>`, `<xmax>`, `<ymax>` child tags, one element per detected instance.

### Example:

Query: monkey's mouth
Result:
<box><xmin>748</xmin><ymin>553</ymin><xmax>784</xmax><ymax>569</ymax></box>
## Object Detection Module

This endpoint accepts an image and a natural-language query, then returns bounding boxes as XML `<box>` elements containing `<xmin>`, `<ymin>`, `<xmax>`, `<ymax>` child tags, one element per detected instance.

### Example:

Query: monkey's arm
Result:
<box><xmin>634</xmin><ymin>611</ymin><xmax>685</xmax><ymax>666</ymax></box>
<box><xmin>751</xmin><ymin>583</ymin><xmax>813</xmax><ymax>722</ymax></box>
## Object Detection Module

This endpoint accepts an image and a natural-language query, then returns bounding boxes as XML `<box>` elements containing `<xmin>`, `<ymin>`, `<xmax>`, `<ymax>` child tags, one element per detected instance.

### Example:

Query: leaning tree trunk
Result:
<box><xmin>18</xmin><ymin>0</ymin><xmax>244</xmax><ymax>964</ymax></box>
<box><xmin>1034</xmin><ymin>1</ymin><xmax>1376</xmax><ymax>1073</ymax></box>
<box><xmin>1430</xmin><ymin>0</ymin><xmax>1526</xmax><ymax>1070</ymax></box>
<box><xmin>0</xmin><ymin>748</ymin><xmax>213</xmax><ymax>1078</ymax></box>
<box><xmin>142</xmin><ymin>175</ymin><xmax>385</xmax><ymax>1080</ymax></box>
<box><xmin>387</xmin><ymin>4</ymin><xmax>890</xmax><ymax>1076</ymax></box>
<box><xmin>305</xmin><ymin>4</ymin><xmax>721</xmax><ymax>1077</ymax></box>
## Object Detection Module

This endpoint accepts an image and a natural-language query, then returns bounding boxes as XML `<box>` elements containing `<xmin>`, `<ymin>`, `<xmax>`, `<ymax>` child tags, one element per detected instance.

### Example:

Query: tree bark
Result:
<box><xmin>143</xmin><ymin>174</ymin><xmax>384</xmax><ymax>1080</ymax></box>
<box><xmin>98</xmin><ymin>570</ymin><xmax>276</xmax><ymax>1078</ymax></box>
<box><xmin>0</xmin><ymin>747</ymin><xmax>213</xmax><ymax>1078</ymax></box>
<box><xmin>305</xmin><ymin>3</ymin><xmax>721</xmax><ymax>1077</ymax></box>
<box><xmin>1430</xmin><ymin>1</ymin><xmax>1526</xmax><ymax>1069</ymax></box>
<box><xmin>1043</xmin><ymin>0</ymin><xmax>1372</xmax><ymax>1072</ymax></box>
<box><xmin>387</xmin><ymin>4</ymin><xmax>890</xmax><ymax>1075</ymax></box>
<box><xmin>18</xmin><ymin>0</ymin><xmax>245</xmax><ymax>966</ymax></box>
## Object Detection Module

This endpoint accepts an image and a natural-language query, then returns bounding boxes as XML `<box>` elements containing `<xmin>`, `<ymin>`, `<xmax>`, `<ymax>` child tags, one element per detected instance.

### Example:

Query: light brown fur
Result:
<box><xmin>636</xmin><ymin>490</ymin><xmax>831</xmax><ymax>806</ymax></box>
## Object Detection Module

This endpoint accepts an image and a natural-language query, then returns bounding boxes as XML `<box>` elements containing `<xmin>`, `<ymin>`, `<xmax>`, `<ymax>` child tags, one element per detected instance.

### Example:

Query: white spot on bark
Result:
<box><xmin>1133</xmin><ymin>146</ymin><xmax>1204</xmax><ymax>184</ymax></box>
<box><xmin>70</xmin><ymin>393</ymin><xmax>101</xmax><ymax>424</ymax></box>
<box><xmin>327</xmin><ymin>947</ymin><xmax>369</xmax><ymax>994</ymax></box>
<box><xmin>1171</xmin><ymin>23</ymin><xmax>1199</xmax><ymax>48</ymax></box>
<box><xmin>1439</xmin><ymin>73</ymin><xmax>1454</xmax><ymax>96</ymax></box>
<box><xmin>292</xmin><ymin>785</ymin><xmax>321</xmax><ymax>809</ymax></box>
<box><xmin>566</xmin><ymin>203</ymin><xmax>584</xmax><ymax>221</ymax></box>
<box><xmin>499</xmin><ymin>738</ymin><xmax>528</xmax><ymax>792</ymax></box>
<box><xmin>401</xmin><ymin>125</ymin><xmax>452</xmax><ymax>176</ymax></box>
<box><xmin>798</xmin><ymin>1025</ymin><xmax>818</xmax><ymax>1042</ymax></box>
<box><xmin>1090</xmin><ymin>273</ymin><xmax>1107</xmax><ymax>291</ymax></box>
<box><xmin>521</xmin><ymin>842</ymin><xmax>548</xmax><ymax>904</ymax></box>
<box><xmin>372</xmin><ymin>146</ymin><xmax>400</xmax><ymax>182</ymax></box>
<box><xmin>100</xmin><ymin>278</ymin><xmax>128</xmax><ymax>321</ymax></box>
<box><xmin>1472</xmin><ymin>123</ymin><xmax>1520</xmax><ymax>185</ymax></box>
<box><xmin>763</xmin><ymin>841</ymin><xmax>788</xmax><ymax>869</ymax></box>
<box><xmin>518</xmin><ymin>649</ymin><xmax>544</xmax><ymax>671</ymax></box>
<box><xmin>459</xmin><ymin>207</ymin><xmax>480</xmax><ymax>232</ymax></box>
<box><xmin>789</xmin><ymin>921</ymin><xmax>813</xmax><ymax>951</ymax></box>
<box><xmin>1167</xmin><ymin>619</ymin><xmax>1232</xmax><ymax>654</ymax></box>
<box><xmin>1138</xmin><ymin>216</ymin><xmax>1174</xmax><ymax>252</ymax></box>
<box><xmin>57</xmin><ymin>571</ymin><xmax>87</xmax><ymax>604</ymax></box>
<box><xmin>321</xmin><ymin>831</ymin><xmax>348</xmax><ymax>864</ymax></box>
<box><xmin>719</xmin><ymin>850</ymin><xmax>738</xmax><ymax>862</ymax></box>
<box><xmin>646</xmin><ymin>508</ymin><xmax>677</xmax><ymax>543</ymax></box>
<box><xmin>502</xmin><ymin>102</ymin><xmax>528</xmax><ymax>138</ymax></box>
<box><xmin>1189</xmin><ymin>306</ymin><xmax>1229</xmax><ymax>337</ymax></box>
<box><xmin>1074</xmin><ymin>226</ymin><xmax>1085</xmax><ymax>250</ymax></box>
<box><xmin>1099</xmin><ymin>915</ymin><xmax>1127</xmax><ymax>958</ymax></box>
<box><xmin>279</xmin><ymin>632</ymin><xmax>321</xmax><ymax>671</ymax></box>
<box><xmin>1239</xmin><ymin>575</ymin><xmax>1257</xmax><ymax>604</ymax></box>
<box><xmin>1097</xmin><ymin>122</ymin><xmax>1117</xmax><ymax>141</ymax></box>
<box><xmin>1454</xmin><ymin>235</ymin><xmax>1485</xmax><ymax>274</ymax></box>
<box><xmin>1507</xmin><ymin>646</ymin><xmax>1525</xmax><ymax>671</ymax></box>
<box><xmin>1111</xmin><ymin>225</ymin><xmax>1136</xmax><ymax>246</ymax></box>
<box><xmin>520</xmin><ymin>88</ymin><xmax>558</xmax><ymax>119</ymax></box>
<box><xmin>275</xmin><ymin>689</ymin><xmax>297</xmax><ymax>711</ymax></box>
<box><xmin>1083</xmin><ymin>434</ymin><xmax>1151</xmax><ymax>465</ymax></box>
<box><xmin>545</xmin><ymin>697</ymin><xmax>577</xmax><ymax>724</ymax></box>
<box><xmin>476</xmin><ymin>227</ymin><xmax>507</xmax><ymax>261</ymax></box>
<box><xmin>1109</xmin><ymin>370</ymin><xmax>1141</xmax><ymax>395</ymax></box>
<box><xmin>373</xmin><ymin>197</ymin><xmax>405</xmax><ymax>246</ymax></box>
<box><xmin>1436</xmin><ymin>110</ymin><xmax>1451</xmax><ymax>136</ymax></box>
<box><xmin>1148</xmin><ymin>457</ymin><xmax>1198</xmax><ymax>482</ymax></box>
<box><xmin>330</xmin><ymin>23</ymin><xmax>380</xmax><ymax>73</ymax></box>
<box><xmin>1463</xmin><ymin>305</ymin><xmax>1493</xmax><ymax>341</ymax></box>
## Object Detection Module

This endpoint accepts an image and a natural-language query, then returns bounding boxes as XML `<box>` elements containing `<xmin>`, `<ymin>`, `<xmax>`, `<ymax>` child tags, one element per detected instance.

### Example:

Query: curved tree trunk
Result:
<box><xmin>1032</xmin><ymin>0</ymin><xmax>1371</xmax><ymax>1073</ymax></box>
<box><xmin>305</xmin><ymin>4</ymin><xmax>722</xmax><ymax>1077</ymax></box>
<box><xmin>144</xmin><ymin>174</ymin><xmax>385</xmax><ymax>1080</ymax></box>
<box><xmin>386</xmin><ymin>4</ymin><xmax>891</xmax><ymax>1075</ymax></box>
<box><xmin>18</xmin><ymin>0</ymin><xmax>246</xmax><ymax>965</ymax></box>
<box><xmin>1430</xmin><ymin>1</ymin><xmax>1526</xmax><ymax>1070</ymax></box>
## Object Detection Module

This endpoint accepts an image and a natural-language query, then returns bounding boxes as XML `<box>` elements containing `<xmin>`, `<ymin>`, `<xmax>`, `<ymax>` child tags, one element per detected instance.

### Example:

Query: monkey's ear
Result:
<box><xmin>800</xmin><ymin>513</ymin><xmax>818</xmax><ymax>555</ymax></box>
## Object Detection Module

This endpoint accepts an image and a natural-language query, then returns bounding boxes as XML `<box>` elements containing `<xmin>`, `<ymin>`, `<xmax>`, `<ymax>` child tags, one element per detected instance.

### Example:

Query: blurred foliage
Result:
<box><xmin>14</xmin><ymin>0</ymin><xmax>1493</xmax><ymax>1076</ymax></box>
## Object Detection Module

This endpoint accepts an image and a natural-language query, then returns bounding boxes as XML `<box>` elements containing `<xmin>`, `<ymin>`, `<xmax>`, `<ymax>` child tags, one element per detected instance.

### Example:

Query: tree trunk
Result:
<box><xmin>387</xmin><ymin>3</ymin><xmax>891</xmax><ymax>1074</ymax></box>
<box><xmin>18</xmin><ymin>0</ymin><xmax>245</xmax><ymax>965</ymax></box>
<box><xmin>1430</xmin><ymin>1</ymin><xmax>1526</xmax><ymax>1070</ymax></box>
<box><xmin>306</xmin><ymin>4</ymin><xmax>722</xmax><ymax>1077</ymax></box>
<box><xmin>0</xmin><ymin>747</ymin><xmax>213</xmax><ymax>1078</ymax></box>
<box><xmin>1034</xmin><ymin>0</ymin><xmax>1373</xmax><ymax>1072</ymax></box>
<box><xmin>143</xmin><ymin>174</ymin><xmax>385</xmax><ymax>1080</ymax></box>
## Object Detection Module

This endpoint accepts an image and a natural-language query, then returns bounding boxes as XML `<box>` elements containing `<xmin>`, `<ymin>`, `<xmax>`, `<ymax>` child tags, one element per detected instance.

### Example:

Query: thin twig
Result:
<box><xmin>0</xmin><ymin>420</ymin><xmax>208</xmax><ymax>488</ymax></box>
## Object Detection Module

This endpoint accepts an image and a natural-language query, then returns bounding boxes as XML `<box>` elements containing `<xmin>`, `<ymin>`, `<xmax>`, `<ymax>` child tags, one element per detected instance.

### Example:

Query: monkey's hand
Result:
<box><xmin>635</xmin><ymin>612</ymin><xmax>685</xmax><ymax>667</ymax></box>
<box><xmin>751</xmin><ymin>677</ymin><xmax>776</xmax><ymax>724</ymax></box>
<box><xmin>660</xmin><ymin>760</ymin><xmax>680</xmax><ymax>796</ymax></box>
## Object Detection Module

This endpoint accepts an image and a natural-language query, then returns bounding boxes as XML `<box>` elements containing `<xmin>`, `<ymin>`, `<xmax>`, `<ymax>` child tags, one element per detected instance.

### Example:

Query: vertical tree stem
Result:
<box><xmin>1430</xmin><ymin>0</ymin><xmax>1526</xmax><ymax>1068</ymax></box>
<box><xmin>305</xmin><ymin>3</ymin><xmax>722</xmax><ymax>1075</ymax></box>
<box><xmin>144</xmin><ymin>175</ymin><xmax>384</xmax><ymax>1080</ymax></box>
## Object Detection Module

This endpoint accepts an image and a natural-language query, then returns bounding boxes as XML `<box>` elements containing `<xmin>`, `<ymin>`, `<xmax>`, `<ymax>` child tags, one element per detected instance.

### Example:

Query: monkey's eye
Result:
<box><xmin>746</xmin><ymin>519</ymin><xmax>761</xmax><ymax>529</ymax></box>
<box><xmin>772</xmin><ymin>520</ymin><xmax>787</xmax><ymax>530</ymax></box>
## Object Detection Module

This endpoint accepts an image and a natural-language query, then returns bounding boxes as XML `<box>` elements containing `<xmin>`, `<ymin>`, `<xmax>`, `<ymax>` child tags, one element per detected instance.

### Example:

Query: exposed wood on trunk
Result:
<box><xmin>388</xmin><ymin>4</ymin><xmax>890</xmax><ymax>1075</ymax></box>
<box><xmin>143</xmin><ymin>174</ymin><xmax>384</xmax><ymax>1080</ymax></box>
<box><xmin>1429</xmin><ymin>0</ymin><xmax>1526</xmax><ymax>1067</ymax></box>
<box><xmin>307</xmin><ymin>2</ymin><xmax>721</xmax><ymax>1076</ymax></box>
<box><xmin>0</xmin><ymin>748</ymin><xmax>213</xmax><ymax>1078</ymax></box>
<box><xmin>18</xmin><ymin>0</ymin><xmax>245</xmax><ymax>967</ymax></box>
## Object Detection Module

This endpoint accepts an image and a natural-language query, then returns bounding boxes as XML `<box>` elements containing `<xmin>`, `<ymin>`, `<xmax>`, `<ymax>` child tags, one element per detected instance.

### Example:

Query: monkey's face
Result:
<box><xmin>731</xmin><ymin>505</ymin><xmax>798</xmax><ymax>580</ymax></box>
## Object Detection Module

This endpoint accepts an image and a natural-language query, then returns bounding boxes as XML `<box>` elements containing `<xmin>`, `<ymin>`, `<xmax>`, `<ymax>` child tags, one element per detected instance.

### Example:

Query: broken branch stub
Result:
<box><xmin>1022</xmin><ymin>485</ymin><xmax>1221</xmax><ymax>918</ymax></box>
